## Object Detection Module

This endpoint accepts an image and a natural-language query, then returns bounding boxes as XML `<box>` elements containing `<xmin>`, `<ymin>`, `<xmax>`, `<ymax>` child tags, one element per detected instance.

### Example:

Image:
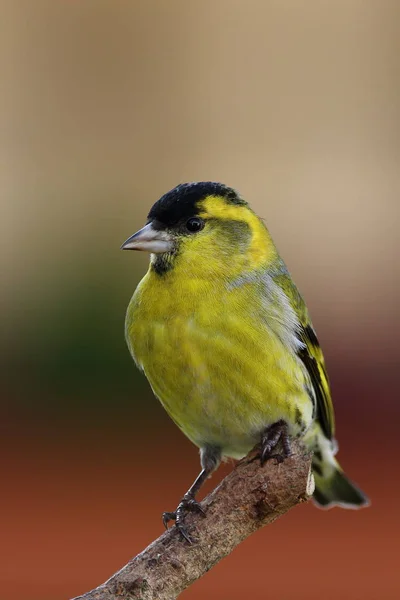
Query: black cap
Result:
<box><xmin>147</xmin><ymin>182</ymin><xmax>246</xmax><ymax>227</ymax></box>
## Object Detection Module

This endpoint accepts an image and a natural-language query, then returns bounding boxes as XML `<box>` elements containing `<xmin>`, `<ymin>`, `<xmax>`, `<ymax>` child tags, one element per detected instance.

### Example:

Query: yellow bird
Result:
<box><xmin>122</xmin><ymin>182</ymin><xmax>368</xmax><ymax>541</ymax></box>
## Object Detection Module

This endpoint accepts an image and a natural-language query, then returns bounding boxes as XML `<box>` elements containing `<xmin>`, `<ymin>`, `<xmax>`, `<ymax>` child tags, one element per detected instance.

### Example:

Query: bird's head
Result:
<box><xmin>122</xmin><ymin>182</ymin><xmax>277</xmax><ymax>277</ymax></box>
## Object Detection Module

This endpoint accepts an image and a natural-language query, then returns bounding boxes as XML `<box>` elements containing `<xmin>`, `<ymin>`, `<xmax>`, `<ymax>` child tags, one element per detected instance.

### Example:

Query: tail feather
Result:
<box><xmin>313</xmin><ymin>466</ymin><xmax>369</xmax><ymax>509</ymax></box>
<box><xmin>304</xmin><ymin>424</ymin><xmax>369</xmax><ymax>509</ymax></box>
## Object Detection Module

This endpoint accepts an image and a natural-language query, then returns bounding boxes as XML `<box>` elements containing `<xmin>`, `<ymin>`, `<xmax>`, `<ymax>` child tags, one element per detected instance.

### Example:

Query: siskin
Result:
<box><xmin>122</xmin><ymin>182</ymin><xmax>368</xmax><ymax>541</ymax></box>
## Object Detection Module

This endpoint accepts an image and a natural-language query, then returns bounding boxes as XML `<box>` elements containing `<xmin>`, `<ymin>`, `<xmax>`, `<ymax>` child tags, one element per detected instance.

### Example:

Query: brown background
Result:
<box><xmin>2</xmin><ymin>1</ymin><xmax>399</xmax><ymax>599</ymax></box>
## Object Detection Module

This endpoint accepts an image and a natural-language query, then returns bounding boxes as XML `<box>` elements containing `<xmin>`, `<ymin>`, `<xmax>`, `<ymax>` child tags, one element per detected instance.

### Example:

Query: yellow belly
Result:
<box><xmin>126</xmin><ymin>270</ymin><xmax>313</xmax><ymax>458</ymax></box>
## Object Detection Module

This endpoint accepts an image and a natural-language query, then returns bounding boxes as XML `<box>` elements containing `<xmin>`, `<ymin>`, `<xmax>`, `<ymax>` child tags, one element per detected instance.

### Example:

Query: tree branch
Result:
<box><xmin>71</xmin><ymin>440</ymin><xmax>314</xmax><ymax>600</ymax></box>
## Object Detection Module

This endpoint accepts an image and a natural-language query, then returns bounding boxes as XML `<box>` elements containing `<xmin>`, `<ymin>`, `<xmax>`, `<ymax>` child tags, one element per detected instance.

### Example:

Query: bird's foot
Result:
<box><xmin>162</xmin><ymin>492</ymin><xmax>206</xmax><ymax>544</ymax></box>
<box><xmin>260</xmin><ymin>420</ymin><xmax>292</xmax><ymax>465</ymax></box>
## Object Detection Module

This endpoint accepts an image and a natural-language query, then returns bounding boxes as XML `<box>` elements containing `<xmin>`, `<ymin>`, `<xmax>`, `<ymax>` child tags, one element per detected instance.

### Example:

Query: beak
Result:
<box><xmin>121</xmin><ymin>222</ymin><xmax>174</xmax><ymax>253</ymax></box>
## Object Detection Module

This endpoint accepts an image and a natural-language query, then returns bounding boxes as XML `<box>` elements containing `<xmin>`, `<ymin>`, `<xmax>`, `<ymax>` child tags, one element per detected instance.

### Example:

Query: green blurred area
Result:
<box><xmin>3</xmin><ymin>249</ymin><xmax>153</xmax><ymax>422</ymax></box>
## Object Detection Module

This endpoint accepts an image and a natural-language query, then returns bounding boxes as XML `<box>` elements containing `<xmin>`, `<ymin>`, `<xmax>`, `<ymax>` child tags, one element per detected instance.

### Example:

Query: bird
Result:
<box><xmin>122</xmin><ymin>182</ymin><xmax>368</xmax><ymax>542</ymax></box>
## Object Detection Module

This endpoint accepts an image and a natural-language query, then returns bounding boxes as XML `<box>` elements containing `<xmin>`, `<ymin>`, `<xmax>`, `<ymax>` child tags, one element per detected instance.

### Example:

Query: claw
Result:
<box><xmin>260</xmin><ymin>420</ymin><xmax>292</xmax><ymax>465</ymax></box>
<box><xmin>176</xmin><ymin>523</ymin><xmax>194</xmax><ymax>545</ymax></box>
<box><xmin>162</xmin><ymin>511</ymin><xmax>176</xmax><ymax>529</ymax></box>
<box><xmin>185</xmin><ymin>497</ymin><xmax>206</xmax><ymax>516</ymax></box>
<box><xmin>162</xmin><ymin>493</ymin><xmax>206</xmax><ymax>542</ymax></box>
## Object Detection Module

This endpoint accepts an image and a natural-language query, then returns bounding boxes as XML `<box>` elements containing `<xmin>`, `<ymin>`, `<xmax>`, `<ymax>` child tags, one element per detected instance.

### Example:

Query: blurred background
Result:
<box><xmin>2</xmin><ymin>1</ymin><xmax>399</xmax><ymax>599</ymax></box>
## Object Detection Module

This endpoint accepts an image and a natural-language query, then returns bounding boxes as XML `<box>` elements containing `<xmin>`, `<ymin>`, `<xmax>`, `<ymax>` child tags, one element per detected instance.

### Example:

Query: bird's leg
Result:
<box><xmin>162</xmin><ymin>445</ymin><xmax>221</xmax><ymax>544</ymax></box>
<box><xmin>162</xmin><ymin>470</ymin><xmax>208</xmax><ymax>542</ymax></box>
<box><xmin>260</xmin><ymin>420</ymin><xmax>292</xmax><ymax>464</ymax></box>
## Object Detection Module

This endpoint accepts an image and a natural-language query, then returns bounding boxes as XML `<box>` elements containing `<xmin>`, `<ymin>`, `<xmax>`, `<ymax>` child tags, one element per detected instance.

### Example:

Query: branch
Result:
<box><xmin>72</xmin><ymin>440</ymin><xmax>314</xmax><ymax>600</ymax></box>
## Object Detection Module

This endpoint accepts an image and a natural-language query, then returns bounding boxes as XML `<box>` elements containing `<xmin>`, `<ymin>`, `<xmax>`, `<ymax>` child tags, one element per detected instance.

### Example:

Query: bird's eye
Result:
<box><xmin>185</xmin><ymin>217</ymin><xmax>205</xmax><ymax>233</ymax></box>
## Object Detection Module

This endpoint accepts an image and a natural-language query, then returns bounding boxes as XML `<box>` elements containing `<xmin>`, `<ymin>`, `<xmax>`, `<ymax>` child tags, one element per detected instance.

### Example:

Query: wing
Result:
<box><xmin>274</xmin><ymin>269</ymin><xmax>335</xmax><ymax>440</ymax></box>
<box><xmin>297</xmin><ymin>322</ymin><xmax>335</xmax><ymax>439</ymax></box>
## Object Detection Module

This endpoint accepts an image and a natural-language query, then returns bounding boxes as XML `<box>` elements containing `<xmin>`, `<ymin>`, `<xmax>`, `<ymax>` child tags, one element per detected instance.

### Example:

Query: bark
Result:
<box><xmin>72</xmin><ymin>440</ymin><xmax>314</xmax><ymax>600</ymax></box>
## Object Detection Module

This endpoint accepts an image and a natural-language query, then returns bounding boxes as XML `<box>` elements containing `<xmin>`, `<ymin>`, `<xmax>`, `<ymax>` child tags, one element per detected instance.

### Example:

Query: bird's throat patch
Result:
<box><xmin>151</xmin><ymin>252</ymin><xmax>176</xmax><ymax>275</ymax></box>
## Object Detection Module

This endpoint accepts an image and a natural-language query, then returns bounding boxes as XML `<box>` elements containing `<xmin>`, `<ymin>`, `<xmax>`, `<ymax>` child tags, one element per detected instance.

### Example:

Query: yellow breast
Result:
<box><xmin>126</xmin><ymin>264</ymin><xmax>313</xmax><ymax>458</ymax></box>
